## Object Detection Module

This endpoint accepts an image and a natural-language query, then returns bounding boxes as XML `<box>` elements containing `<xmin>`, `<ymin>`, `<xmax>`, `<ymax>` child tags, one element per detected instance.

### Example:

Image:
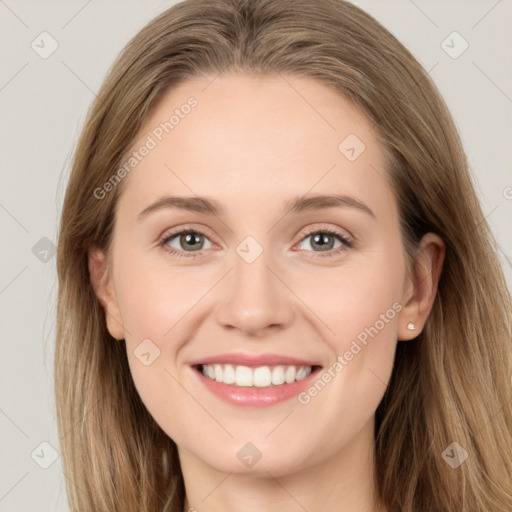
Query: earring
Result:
<box><xmin>407</xmin><ymin>322</ymin><xmax>415</xmax><ymax>330</ymax></box>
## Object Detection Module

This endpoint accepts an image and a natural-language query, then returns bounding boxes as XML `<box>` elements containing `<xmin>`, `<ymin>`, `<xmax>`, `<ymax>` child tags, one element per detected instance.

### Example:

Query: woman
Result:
<box><xmin>55</xmin><ymin>0</ymin><xmax>512</xmax><ymax>511</ymax></box>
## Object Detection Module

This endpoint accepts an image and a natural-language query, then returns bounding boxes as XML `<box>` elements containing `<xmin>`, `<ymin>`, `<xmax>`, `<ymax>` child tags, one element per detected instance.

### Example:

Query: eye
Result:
<box><xmin>158</xmin><ymin>225</ymin><xmax>353</xmax><ymax>259</ymax></box>
<box><xmin>159</xmin><ymin>228</ymin><xmax>215</xmax><ymax>258</ymax></box>
<box><xmin>296</xmin><ymin>227</ymin><xmax>353</xmax><ymax>257</ymax></box>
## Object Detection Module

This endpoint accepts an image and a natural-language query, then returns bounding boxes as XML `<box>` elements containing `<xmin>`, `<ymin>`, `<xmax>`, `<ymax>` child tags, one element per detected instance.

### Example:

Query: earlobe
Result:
<box><xmin>398</xmin><ymin>233</ymin><xmax>445</xmax><ymax>341</ymax></box>
<box><xmin>88</xmin><ymin>246</ymin><xmax>125</xmax><ymax>340</ymax></box>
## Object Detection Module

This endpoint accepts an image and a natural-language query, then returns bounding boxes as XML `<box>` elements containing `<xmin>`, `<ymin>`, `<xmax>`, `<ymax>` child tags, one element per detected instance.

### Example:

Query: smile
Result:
<box><xmin>191</xmin><ymin>364</ymin><xmax>323</xmax><ymax>407</ymax></box>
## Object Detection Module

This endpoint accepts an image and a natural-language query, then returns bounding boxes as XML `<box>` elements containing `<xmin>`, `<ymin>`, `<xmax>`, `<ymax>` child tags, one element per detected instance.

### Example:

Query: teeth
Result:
<box><xmin>271</xmin><ymin>366</ymin><xmax>285</xmax><ymax>385</ymax></box>
<box><xmin>200</xmin><ymin>364</ymin><xmax>313</xmax><ymax>388</ymax></box>
<box><xmin>285</xmin><ymin>365</ymin><xmax>296</xmax><ymax>383</ymax></box>
<box><xmin>223</xmin><ymin>364</ymin><xmax>236</xmax><ymax>384</ymax></box>
<box><xmin>235</xmin><ymin>365</ymin><xmax>253</xmax><ymax>386</ymax></box>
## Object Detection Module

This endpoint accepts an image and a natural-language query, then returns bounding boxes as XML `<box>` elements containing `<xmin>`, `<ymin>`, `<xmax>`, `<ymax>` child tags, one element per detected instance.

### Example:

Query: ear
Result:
<box><xmin>88</xmin><ymin>246</ymin><xmax>125</xmax><ymax>340</ymax></box>
<box><xmin>398</xmin><ymin>232</ymin><xmax>445</xmax><ymax>341</ymax></box>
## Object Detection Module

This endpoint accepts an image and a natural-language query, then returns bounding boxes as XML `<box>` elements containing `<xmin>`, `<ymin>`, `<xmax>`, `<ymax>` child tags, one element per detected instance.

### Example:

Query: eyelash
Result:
<box><xmin>158</xmin><ymin>226</ymin><xmax>353</xmax><ymax>259</ymax></box>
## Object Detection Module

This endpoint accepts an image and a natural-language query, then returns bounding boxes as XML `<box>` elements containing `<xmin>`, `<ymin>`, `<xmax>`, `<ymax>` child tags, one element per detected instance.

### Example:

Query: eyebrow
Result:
<box><xmin>137</xmin><ymin>194</ymin><xmax>376</xmax><ymax>220</ymax></box>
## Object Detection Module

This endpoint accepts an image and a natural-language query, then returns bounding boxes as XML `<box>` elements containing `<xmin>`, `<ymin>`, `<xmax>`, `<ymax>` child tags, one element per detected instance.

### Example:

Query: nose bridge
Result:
<box><xmin>233</xmin><ymin>243</ymin><xmax>274</xmax><ymax>297</ymax></box>
<box><xmin>215</xmin><ymin>236</ymin><xmax>294</xmax><ymax>333</ymax></box>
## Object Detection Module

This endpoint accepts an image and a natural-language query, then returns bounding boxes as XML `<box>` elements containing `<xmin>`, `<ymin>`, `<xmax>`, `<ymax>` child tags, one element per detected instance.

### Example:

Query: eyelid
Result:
<box><xmin>297</xmin><ymin>223</ymin><xmax>353</xmax><ymax>243</ymax></box>
<box><xmin>159</xmin><ymin>223</ymin><xmax>221</xmax><ymax>246</ymax></box>
<box><xmin>160</xmin><ymin>222</ymin><xmax>353</xmax><ymax>242</ymax></box>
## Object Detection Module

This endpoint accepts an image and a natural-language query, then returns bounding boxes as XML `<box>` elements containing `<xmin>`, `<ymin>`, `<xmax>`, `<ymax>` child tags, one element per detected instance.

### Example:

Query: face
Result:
<box><xmin>91</xmin><ymin>73</ymin><xmax>427</xmax><ymax>477</ymax></box>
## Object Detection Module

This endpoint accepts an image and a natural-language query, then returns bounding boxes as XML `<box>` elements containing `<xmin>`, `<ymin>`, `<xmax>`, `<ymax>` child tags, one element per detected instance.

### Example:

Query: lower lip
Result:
<box><xmin>192</xmin><ymin>365</ymin><xmax>322</xmax><ymax>407</ymax></box>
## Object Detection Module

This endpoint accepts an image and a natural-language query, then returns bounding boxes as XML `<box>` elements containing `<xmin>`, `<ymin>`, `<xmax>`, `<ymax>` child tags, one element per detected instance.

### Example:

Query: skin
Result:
<box><xmin>89</xmin><ymin>73</ymin><xmax>444</xmax><ymax>512</ymax></box>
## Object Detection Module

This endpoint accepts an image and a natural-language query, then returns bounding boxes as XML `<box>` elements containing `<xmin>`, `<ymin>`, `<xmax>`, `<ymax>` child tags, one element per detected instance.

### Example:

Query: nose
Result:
<box><xmin>215</xmin><ymin>246</ymin><xmax>295</xmax><ymax>336</ymax></box>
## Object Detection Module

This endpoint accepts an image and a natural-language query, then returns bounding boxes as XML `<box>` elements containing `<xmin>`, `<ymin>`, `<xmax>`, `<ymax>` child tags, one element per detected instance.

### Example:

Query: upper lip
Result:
<box><xmin>189</xmin><ymin>353</ymin><xmax>322</xmax><ymax>368</ymax></box>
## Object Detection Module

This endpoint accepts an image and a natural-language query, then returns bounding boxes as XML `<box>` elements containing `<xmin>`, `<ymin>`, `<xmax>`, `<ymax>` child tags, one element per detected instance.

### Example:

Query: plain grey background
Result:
<box><xmin>1</xmin><ymin>1</ymin><xmax>511</xmax><ymax>510</ymax></box>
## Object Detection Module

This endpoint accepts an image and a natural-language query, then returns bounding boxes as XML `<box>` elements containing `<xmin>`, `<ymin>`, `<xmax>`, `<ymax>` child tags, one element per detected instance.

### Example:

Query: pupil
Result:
<box><xmin>183</xmin><ymin>233</ymin><xmax>202</xmax><ymax>251</ymax></box>
<box><xmin>313</xmin><ymin>233</ymin><xmax>333</xmax><ymax>251</ymax></box>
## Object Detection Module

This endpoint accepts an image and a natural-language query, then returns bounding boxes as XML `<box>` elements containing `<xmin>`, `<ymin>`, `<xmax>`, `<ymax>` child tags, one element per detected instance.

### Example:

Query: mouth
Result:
<box><xmin>192</xmin><ymin>363</ymin><xmax>323</xmax><ymax>388</ymax></box>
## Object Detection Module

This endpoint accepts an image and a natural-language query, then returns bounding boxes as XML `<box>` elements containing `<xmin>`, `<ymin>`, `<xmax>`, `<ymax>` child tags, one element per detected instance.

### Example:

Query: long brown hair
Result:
<box><xmin>55</xmin><ymin>1</ymin><xmax>512</xmax><ymax>510</ymax></box>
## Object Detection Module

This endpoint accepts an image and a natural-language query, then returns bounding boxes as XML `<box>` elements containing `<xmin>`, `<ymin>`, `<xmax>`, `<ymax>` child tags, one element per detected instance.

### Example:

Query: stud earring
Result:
<box><xmin>407</xmin><ymin>322</ymin><xmax>415</xmax><ymax>330</ymax></box>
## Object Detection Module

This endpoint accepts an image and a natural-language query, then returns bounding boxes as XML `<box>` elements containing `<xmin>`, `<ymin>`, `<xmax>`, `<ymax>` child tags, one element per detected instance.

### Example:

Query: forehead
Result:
<box><xmin>116</xmin><ymin>73</ymin><xmax>394</xmax><ymax>222</ymax></box>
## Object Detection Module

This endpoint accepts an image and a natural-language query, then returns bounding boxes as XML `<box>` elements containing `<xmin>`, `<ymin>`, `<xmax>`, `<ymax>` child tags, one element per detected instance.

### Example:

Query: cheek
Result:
<box><xmin>300</xmin><ymin>249</ymin><xmax>404</xmax><ymax>347</ymax></box>
<box><xmin>113</xmin><ymin>258</ymin><xmax>220</xmax><ymax>418</ymax></box>
<box><xmin>290</xmin><ymin>261</ymin><xmax>402</xmax><ymax>454</ymax></box>
<box><xmin>115</xmin><ymin>260</ymin><xmax>205</xmax><ymax>441</ymax></box>
<box><xmin>114</xmin><ymin>253</ymin><xmax>213</xmax><ymax>341</ymax></box>
<box><xmin>300</xmin><ymin>243</ymin><xmax>404</xmax><ymax>399</ymax></box>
